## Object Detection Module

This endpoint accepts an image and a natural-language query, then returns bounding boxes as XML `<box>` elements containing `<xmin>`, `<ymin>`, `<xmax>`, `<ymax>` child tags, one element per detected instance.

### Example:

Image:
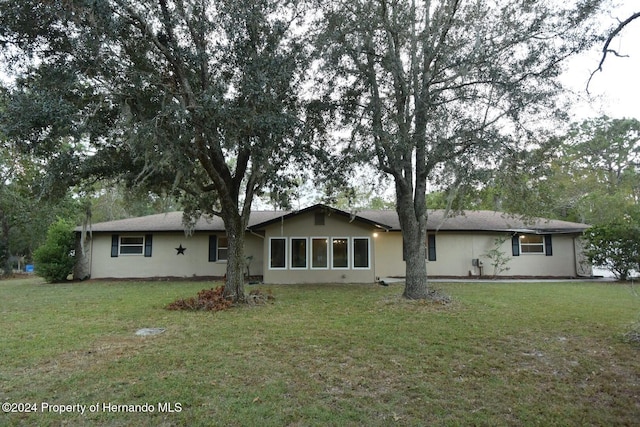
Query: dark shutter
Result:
<box><xmin>144</xmin><ymin>234</ymin><xmax>153</xmax><ymax>257</ymax></box>
<box><xmin>111</xmin><ymin>235</ymin><xmax>119</xmax><ymax>257</ymax></box>
<box><xmin>427</xmin><ymin>234</ymin><xmax>437</xmax><ymax>261</ymax></box>
<box><xmin>402</xmin><ymin>238</ymin><xmax>406</xmax><ymax>261</ymax></box>
<box><xmin>209</xmin><ymin>235</ymin><xmax>218</xmax><ymax>262</ymax></box>
<box><xmin>512</xmin><ymin>235</ymin><xmax>520</xmax><ymax>256</ymax></box>
<box><xmin>544</xmin><ymin>234</ymin><xmax>553</xmax><ymax>256</ymax></box>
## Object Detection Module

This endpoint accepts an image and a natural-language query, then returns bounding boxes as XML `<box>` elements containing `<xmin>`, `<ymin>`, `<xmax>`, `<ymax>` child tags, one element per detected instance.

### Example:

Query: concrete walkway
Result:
<box><xmin>379</xmin><ymin>276</ymin><xmax>619</xmax><ymax>284</ymax></box>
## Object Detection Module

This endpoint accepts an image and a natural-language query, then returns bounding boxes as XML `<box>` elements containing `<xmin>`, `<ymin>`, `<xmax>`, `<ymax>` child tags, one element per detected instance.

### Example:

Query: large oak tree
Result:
<box><xmin>1</xmin><ymin>0</ymin><xmax>317</xmax><ymax>301</ymax></box>
<box><xmin>316</xmin><ymin>0</ymin><xmax>604</xmax><ymax>298</ymax></box>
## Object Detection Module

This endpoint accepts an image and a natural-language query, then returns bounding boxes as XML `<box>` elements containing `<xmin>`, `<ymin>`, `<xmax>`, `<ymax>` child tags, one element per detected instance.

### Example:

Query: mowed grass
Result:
<box><xmin>1</xmin><ymin>277</ymin><xmax>639</xmax><ymax>426</ymax></box>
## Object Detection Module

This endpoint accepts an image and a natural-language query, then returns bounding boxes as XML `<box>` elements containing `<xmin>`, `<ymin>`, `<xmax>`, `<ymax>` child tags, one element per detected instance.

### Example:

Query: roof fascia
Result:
<box><xmin>247</xmin><ymin>203</ymin><xmax>394</xmax><ymax>231</ymax></box>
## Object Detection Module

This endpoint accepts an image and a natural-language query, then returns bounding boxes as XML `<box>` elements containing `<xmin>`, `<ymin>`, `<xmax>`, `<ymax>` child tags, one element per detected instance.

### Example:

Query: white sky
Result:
<box><xmin>562</xmin><ymin>1</ymin><xmax>640</xmax><ymax>122</ymax></box>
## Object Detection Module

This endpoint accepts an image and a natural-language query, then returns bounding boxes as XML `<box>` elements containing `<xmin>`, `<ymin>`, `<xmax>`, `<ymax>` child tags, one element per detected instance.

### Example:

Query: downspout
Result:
<box><xmin>89</xmin><ymin>233</ymin><xmax>93</xmax><ymax>279</ymax></box>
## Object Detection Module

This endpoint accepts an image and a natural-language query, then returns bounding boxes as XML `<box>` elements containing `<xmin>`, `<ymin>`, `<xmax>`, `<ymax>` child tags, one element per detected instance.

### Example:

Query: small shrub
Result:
<box><xmin>623</xmin><ymin>323</ymin><xmax>640</xmax><ymax>345</ymax></box>
<box><xmin>481</xmin><ymin>236</ymin><xmax>512</xmax><ymax>278</ymax></box>
<box><xmin>247</xmin><ymin>288</ymin><xmax>275</xmax><ymax>305</ymax></box>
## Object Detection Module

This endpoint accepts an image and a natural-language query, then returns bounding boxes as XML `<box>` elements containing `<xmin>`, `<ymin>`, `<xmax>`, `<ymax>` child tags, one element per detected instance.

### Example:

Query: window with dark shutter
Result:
<box><xmin>512</xmin><ymin>235</ymin><xmax>520</xmax><ymax>256</ymax></box>
<box><xmin>111</xmin><ymin>235</ymin><xmax>119</xmax><ymax>257</ymax></box>
<box><xmin>544</xmin><ymin>235</ymin><xmax>553</xmax><ymax>256</ymax></box>
<box><xmin>402</xmin><ymin>237</ymin><xmax>433</xmax><ymax>261</ymax></box>
<box><xmin>209</xmin><ymin>235</ymin><xmax>218</xmax><ymax>262</ymax></box>
<box><xmin>144</xmin><ymin>234</ymin><xmax>153</xmax><ymax>257</ymax></box>
<box><xmin>218</xmin><ymin>236</ymin><xmax>229</xmax><ymax>260</ymax></box>
<box><xmin>119</xmin><ymin>237</ymin><xmax>144</xmax><ymax>254</ymax></box>
<box><xmin>427</xmin><ymin>234</ymin><xmax>436</xmax><ymax>261</ymax></box>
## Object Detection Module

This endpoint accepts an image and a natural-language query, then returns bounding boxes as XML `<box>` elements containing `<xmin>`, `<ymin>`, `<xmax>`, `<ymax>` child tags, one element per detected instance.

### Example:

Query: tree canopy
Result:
<box><xmin>315</xmin><ymin>0</ymin><xmax>604</xmax><ymax>298</ymax></box>
<box><xmin>0</xmin><ymin>0</ymin><xmax>614</xmax><ymax>297</ymax></box>
<box><xmin>0</xmin><ymin>0</ymin><xmax>321</xmax><ymax>300</ymax></box>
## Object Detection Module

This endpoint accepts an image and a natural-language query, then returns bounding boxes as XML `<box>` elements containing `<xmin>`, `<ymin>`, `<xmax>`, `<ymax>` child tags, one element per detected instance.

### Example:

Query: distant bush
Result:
<box><xmin>33</xmin><ymin>218</ymin><xmax>76</xmax><ymax>283</ymax></box>
<box><xmin>584</xmin><ymin>221</ymin><xmax>640</xmax><ymax>281</ymax></box>
<box><xmin>623</xmin><ymin>323</ymin><xmax>640</xmax><ymax>345</ymax></box>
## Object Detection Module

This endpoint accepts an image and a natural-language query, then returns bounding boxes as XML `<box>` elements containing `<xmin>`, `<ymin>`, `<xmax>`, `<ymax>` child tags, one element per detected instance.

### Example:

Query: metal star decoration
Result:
<box><xmin>175</xmin><ymin>244</ymin><xmax>186</xmax><ymax>255</ymax></box>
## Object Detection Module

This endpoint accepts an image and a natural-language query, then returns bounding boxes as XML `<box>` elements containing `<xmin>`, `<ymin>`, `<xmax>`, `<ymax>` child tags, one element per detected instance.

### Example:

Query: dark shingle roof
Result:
<box><xmin>80</xmin><ymin>205</ymin><xmax>588</xmax><ymax>234</ymax></box>
<box><xmin>357</xmin><ymin>209</ymin><xmax>589</xmax><ymax>234</ymax></box>
<box><xmin>82</xmin><ymin>211</ymin><xmax>285</xmax><ymax>233</ymax></box>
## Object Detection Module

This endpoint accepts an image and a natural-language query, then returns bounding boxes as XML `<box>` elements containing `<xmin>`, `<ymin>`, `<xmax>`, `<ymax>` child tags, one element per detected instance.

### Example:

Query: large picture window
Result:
<box><xmin>269</xmin><ymin>238</ymin><xmax>287</xmax><ymax>269</ymax></box>
<box><xmin>311</xmin><ymin>238</ymin><xmax>328</xmax><ymax>269</ymax></box>
<box><xmin>352</xmin><ymin>238</ymin><xmax>370</xmax><ymax>269</ymax></box>
<box><xmin>270</xmin><ymin>236</ymin><xmax>372</xmax><ymax>271</ymax></box>
<box><xmin>332</xmin><ymin>238</ymin><xmax>349</xmax><ymax>269</ymax></box>
<box><xmin>291</xmin><ymin>238</ymin><xmax>307</xmax><ymax>269</ymax></box>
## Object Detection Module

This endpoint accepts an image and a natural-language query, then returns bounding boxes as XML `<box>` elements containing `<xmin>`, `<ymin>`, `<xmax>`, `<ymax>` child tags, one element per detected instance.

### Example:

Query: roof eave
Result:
<box><xmin>504</xmin><ymin>228</ymin><xmax>589</xmax><ymax>234</ymax></box>
<box><xmin>247</xmin><ymin>203</ymin><xmax>394</xmax><ymax>231</ymax></box>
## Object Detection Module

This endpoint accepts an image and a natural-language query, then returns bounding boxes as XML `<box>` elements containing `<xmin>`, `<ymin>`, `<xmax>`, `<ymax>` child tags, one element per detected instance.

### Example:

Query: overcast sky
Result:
<box><xmin>1</xmin><ymin>2</ymin><xmax>635</xmax><ymax>127</ymax></box>
<box><xmin>562</xmin><ymin>1</ymin><xmax>640</xmax><ymax>122</ymax></box>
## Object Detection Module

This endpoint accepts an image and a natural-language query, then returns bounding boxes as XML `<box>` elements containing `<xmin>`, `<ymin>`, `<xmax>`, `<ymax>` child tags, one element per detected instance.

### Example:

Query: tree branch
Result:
<box><xmin>587</xmin><ymin>11</ymin><xmax>640</xmax><ymax>93</ymax></box>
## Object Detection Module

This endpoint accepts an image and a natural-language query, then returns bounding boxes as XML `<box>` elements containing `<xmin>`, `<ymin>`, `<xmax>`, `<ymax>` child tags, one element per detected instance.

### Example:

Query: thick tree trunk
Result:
<box><xmin>221</xmin><ymin>213</ymin><xmax>247</xmax><ymax>304</ymax></box>
<box><xmin>396</xmin><ymin>190</ymin><xmax>430</xmax><ymax>299</ymax></box>
<box><xmin>1</xmin><ymin>214</ymin><xmax>12</xmax><ymax>277</ymax></box>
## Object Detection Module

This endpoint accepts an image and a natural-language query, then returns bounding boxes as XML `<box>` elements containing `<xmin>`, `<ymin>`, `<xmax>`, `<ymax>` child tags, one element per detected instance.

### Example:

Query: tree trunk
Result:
<box><xmin>1</xmin><ymin>213</ymin><xmax>12</xmax><ymax>277</ymax></box>
<box><xmin>222</xmin><ymin>213</ymin><xmax>247</xmax><ymax>304</ymax></box>
<box><xmin>396</xmin><ymin>190</ymin><xmax>430</xmax><ymax>299</ymax></box>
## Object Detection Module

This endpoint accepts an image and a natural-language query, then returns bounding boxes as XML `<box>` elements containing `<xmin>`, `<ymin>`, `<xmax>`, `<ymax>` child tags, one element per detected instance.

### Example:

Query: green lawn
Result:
<box><xmin>1</xmin><ymin>277</ymin><xmax>639</xmax><ymax>426</ymax></box>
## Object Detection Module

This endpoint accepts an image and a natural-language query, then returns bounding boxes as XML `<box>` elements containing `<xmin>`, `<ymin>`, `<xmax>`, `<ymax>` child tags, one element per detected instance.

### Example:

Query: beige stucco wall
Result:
<box><xmin>372</xmin><ymin>232</ymin><xmax>404</xmax><ymax>278</ymax></box>
<box><xmin>77</xmin><ymin>218</ymin><xmax>588</xmax><ymax>282</ymax></box>
<box><xmin>261</xmin><ymin>211</ymin><xmax>381</xmax><ymax>284</ymax></box>
<box><xmin>373</xmin><ymin>231</ymin><xmax>586</xmax><ymax>278</ymax></box>
<box><xmin>84</xmin><ymin>232</ymin><xmax>263</xmax><ymax>279</ymax></box>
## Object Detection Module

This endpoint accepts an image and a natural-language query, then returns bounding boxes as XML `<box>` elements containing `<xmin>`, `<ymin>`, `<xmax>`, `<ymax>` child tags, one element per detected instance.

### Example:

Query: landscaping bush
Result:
<box><xmin>247</xmin><ymin>288</ymin><xmax>275</xmax><ymax>305</ymax></box>
<box><xmin>584</xmin><ymin>221</ymin><xmax>640</xmax><ymax>280</ymax></box>
<box><xmin>33</xmin><ymin>218</ymin><xmax>76</xmax><ymax>283</ymax></box>
<box><xmin>623</xmin><ymin>322</ymin><xmax>640</xmax><ymax>345</ymax></box>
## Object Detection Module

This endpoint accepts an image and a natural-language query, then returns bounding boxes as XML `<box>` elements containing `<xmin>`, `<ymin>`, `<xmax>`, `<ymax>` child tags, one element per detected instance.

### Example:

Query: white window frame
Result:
<box><xmin>268</xmin><ymin>237</ymin><xmax>287</xmax><ymax>270</ymax></box>
<box><xmin>290</xmin><ymin>237</ymin><xmax>308</xmax><ymax>270</ymax></box>
<box><xmin>351</xmin><ymin>237</ymin><xmax>371</xmax><ymax>270</ymax></box>
<box><xmin>119</xmin><ymin>236</ymin><xmax>144</xmax><ymax>256</ymax></box>
<box><xmin>218</xmin><ymin>235</ymin><xmax>229</xmax><ymax>261</ymax></box>
<box><xmin>331</xmin><ymin>237</ymin><xmax>350</xmax><ymax>270</ymax></box>
<box><xmin>311</xmin><ymin>237</ymin><xmax>329</xmax><ymax>270</ymax></box>
<box><xmin>519</xmin><ymin>234</ymin><xmax>545</xmax><ymax>255</ymax></box>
